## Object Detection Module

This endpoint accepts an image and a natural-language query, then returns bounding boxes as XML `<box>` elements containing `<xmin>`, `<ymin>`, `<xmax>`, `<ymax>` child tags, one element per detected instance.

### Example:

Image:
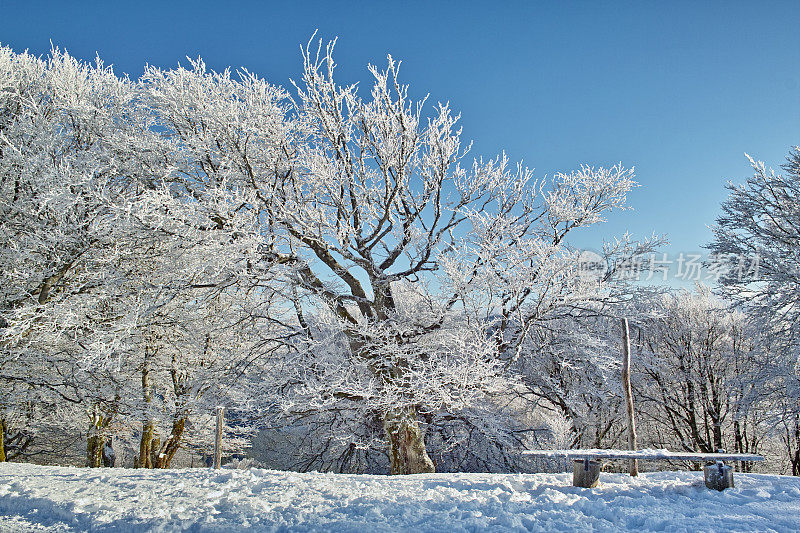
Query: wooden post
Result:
<box><xmin>704</xmin><ymin>461</ymin><xmax>734</xmax><ymax>490</ymax></box>
<box><xmin>621</xmin><ymin>318</ymin><xmax>638</xmax><ymax>476</ymax></box>
<box><xmin>213</xmin><ymin>406</ymin><xmax>224</xmax><ymax>470</ymax></box>
<box><xmin>573</xmin><ymin>459</ymin><xmax>601</xmax><ymax>488</ymax></box>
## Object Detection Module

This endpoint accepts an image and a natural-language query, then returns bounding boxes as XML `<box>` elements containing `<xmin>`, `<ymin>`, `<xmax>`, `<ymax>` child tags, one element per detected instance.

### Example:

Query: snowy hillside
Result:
<box><xmin>1</xmin><ymin>464</ymin><xmax>798</xmax><ymax>532</ymax></box>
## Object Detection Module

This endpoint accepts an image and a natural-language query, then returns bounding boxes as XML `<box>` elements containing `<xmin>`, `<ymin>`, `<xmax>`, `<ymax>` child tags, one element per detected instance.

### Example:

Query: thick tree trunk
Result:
<box><xmin>151</xmin><ymin>437</ymin><xmax>161</xmax><ymax>468</ymax></box>
<box><xmin>87</xmin><ymin>414</ymin><xmax>106</xmax><ymax>468</ymax></box>
<box><xmin>86</xmin><ymin>406</ymin><xmax>113</xmax><ymax>468</ymax></box>
<box><xmin>138</xmin><ymin>420</ymin><xmax>155</xmax><ymax>469</ymax></box>
<box><xmin>87</xmin><ymin>434</ymin><xmax>104</xmax><ymax>468</ymax></box>
<box><xmin>383</xmin><ymin>407</ymin><xmax>435</xmax><ymax>475</ymax></box>
<box><xmin>155</xmin><ymin>415</ymin><xmax>187</xmax><ymax>469</ymax></box>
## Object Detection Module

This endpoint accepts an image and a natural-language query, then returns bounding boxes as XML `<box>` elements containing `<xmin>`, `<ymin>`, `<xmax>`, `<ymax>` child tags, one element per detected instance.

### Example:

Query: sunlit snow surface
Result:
<box><xmin>1</xmin><ymin>463</ymin><xmax>799</xmax><ymax>532</ymax></box>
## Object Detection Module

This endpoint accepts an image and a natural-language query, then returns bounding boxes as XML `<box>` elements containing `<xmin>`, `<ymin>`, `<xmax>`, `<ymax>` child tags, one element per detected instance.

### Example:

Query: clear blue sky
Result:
<box><xmin>2</xmin><ymin>0</ymin><xmax>798</xmax><ymax>270</ymax></box>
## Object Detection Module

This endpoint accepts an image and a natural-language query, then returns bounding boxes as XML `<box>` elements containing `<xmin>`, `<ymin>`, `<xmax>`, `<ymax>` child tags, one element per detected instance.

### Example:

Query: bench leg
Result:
<box><xmin>704</xmin><ymin>461</ymin><xmax>734</xmax><ymax>490</ymax></box>
<box><xmin>573</xmin><ymin>459</ymin><xmax>601</xmax><ymax>488</ymax></box>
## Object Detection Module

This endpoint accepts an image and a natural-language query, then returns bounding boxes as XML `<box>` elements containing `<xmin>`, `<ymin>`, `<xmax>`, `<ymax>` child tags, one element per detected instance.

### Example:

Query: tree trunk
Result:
<box><xmin>734</xmin><ymin>420</ymin><xmax>744</xmax><ymax>472</ymax></box>
<box><xmin>213</xmin><ymin>407</ymin><xmax>223</xmax><ymax>469</ymax></box>
<box><xmin>138</xmin><ymin>420</ymin><xmax>155</xmax><ymax>469</ymax></box>
<box><xmin>793</xmin><ymin>413</ymin><xmax>800</xmax><ymax>476</ymax></box>
<box><xmin>87</xmin><ymin>434</ymin><xmax>104</xmax><ymax>468</ymax></box>
<box><xmin>155</xmin><ymin>415</ymin><xmax>187</xmax><ymax>469</ymax></box>
<box><xmin>383</xmin><ymin>407</ymin><xmax>435</xmax><ymax>475</ymax></box>
<box><xmin>0</xmin><ymin>419</ymin><xmax>6</xmax><ymax>463</ymax></box>
<box><xmin>86</xmin><ymin>406</ymin><xmax>112</xmax><ymax>468</ymax></box>
<box><xmin>151</xmin><ymin>437</ymin><xmax>161</xmax><ymax>468</ymax></box>
<box><xmin>733</xmin><ymin>419</ymin><xmax>754</xmax><ymax>473</ymax></box>
<box><xmin>87</xmin><ymin>424</ymin><xmax>104</xmax><ymax>467</ymax></box>
<box><xmin>621</xmin><ymin>318</ymin><xmax>638</xmax><ymax>476</ymax></box>
<box><xmin>138</xmin><ymin>344</ymin><xmax>155</xmax><ymax>468</ymax></box>
<box><xmin>711</xmin><ymin>415</ymin><xmax>723</xmax><ymax>452</ymax></box>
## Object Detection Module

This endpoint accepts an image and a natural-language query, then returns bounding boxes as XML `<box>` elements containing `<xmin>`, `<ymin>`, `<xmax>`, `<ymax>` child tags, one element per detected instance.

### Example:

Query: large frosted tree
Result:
<box><xmin>255</xmin><ymin>39</ymin><xmax>658</xmax><ymax>474</ymax></box>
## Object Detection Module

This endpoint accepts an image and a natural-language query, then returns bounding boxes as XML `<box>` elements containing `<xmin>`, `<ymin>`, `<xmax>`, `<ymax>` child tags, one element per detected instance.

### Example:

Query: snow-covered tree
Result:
<box><xmin>0</xmin><ymin>45</ymin><xmax>140</xmax><ymax>463</ymax></box>
<box><xmin>249</xmin><ymin>39</ymin><xmax>662</xmax><ymax>474</ymax></box>
<box><xmin>0</xmin><ymin>46</ymin><xmax>294</xmax><ymax>467</ymax></box>
<box><xmin>707</xmin><ymin>148</ymin><xmax>800</xmax><ymax>473</ymax></box>
<box><xmin>511</xmin><ymin>315</ymin><xmax>627</xmax><ymax>449</ymax></box>
<box><xmin>708</xmin><ymin>148</ymin><xmax>800</xmax><ymax>344</ymax></box>
<box><xmin>120</xmin><ymin>58</ymin><xmax>301</xmax><ymax>468</ymax></box>
<box><xmin>634</xmin><ymin>287</ymin><xmax>771</xmax><ymax>461</ymax></box>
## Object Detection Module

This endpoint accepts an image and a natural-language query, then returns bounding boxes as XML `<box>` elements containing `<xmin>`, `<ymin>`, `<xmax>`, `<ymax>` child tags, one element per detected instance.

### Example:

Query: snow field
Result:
<box><xmin>0</xmin><ymin>463</ymin><xmax>799</xmax><ymax>532</ymax></box>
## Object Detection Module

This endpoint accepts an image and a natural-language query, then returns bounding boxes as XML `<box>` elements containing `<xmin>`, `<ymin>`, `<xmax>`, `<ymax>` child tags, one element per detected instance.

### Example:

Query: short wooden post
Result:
<box><xmin>573</xmin><ymin>459</ymin><xmax>601</xmax><ymax>488</ymax></box>
<box><xmin>213</xmin><ymin>406</ymin><xmax>224</xmax><ymax>470</ymax></box>
<box><xmin>704</xmin><ymin>460</ymin><xmax>734</xmax><ymax>490</ymax></box>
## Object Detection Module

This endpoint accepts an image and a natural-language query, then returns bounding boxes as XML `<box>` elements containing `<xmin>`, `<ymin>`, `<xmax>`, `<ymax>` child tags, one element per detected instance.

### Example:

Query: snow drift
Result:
<box><xmin>0</xmin><ymin>463</ymin><xmax>798</xmax><ymax>532</ymax></box>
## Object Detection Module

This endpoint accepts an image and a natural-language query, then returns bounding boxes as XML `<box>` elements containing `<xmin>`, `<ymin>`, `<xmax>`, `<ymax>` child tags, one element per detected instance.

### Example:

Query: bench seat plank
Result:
<box><xmin>521</xmin><ymin>449</ymin><xmax>764</xmax><ymax>462</ymax></box>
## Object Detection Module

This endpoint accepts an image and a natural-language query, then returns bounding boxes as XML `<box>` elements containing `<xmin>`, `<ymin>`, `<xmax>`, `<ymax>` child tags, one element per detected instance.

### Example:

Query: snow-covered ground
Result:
<box><xmin>1</xmin><ymin>463</ymin><xmax>798</xmax><ymax>532</ymax></box>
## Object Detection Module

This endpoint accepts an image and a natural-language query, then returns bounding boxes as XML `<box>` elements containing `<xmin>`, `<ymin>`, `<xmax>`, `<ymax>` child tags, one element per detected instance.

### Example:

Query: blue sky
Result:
<box><xmin>2</xmin><ymin>0</ymin><xmax>798</xmax><ymax>282</ymax></box>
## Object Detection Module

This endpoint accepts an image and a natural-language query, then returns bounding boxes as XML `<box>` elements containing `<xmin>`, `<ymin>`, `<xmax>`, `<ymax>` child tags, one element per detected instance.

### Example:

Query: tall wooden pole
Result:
<box><xmin>621</xmin><ymin>318</ymin><xmax>638</xmax><ymax>476</ymax></box>
<box><xmin>214</xmin><ymin>406</ymin><xmax>224</xmax><ymax>470</ymax></box>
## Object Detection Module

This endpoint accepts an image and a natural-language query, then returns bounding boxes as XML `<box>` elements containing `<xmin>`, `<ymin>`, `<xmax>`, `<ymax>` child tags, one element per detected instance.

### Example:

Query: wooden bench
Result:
<box><xmin>521</xmin><ymin>449</ymin><xmax>765</xmax><ymax>490</ymax></box>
